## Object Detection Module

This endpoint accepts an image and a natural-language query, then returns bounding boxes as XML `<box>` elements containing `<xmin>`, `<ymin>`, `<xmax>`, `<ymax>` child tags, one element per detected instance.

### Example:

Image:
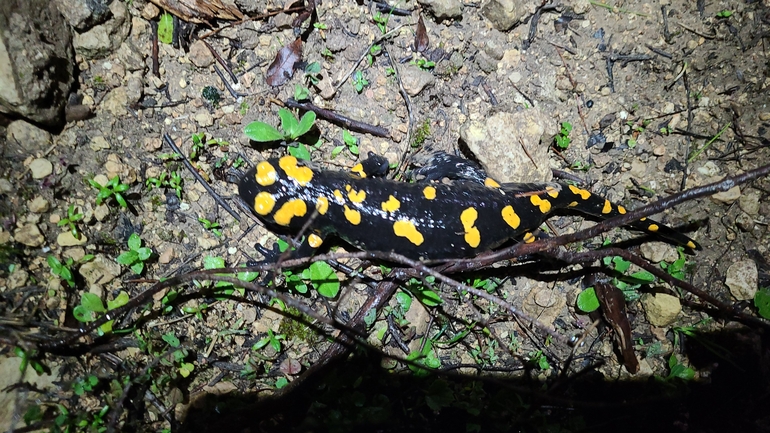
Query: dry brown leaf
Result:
<box><xmin>149</xmin><ymin>0</ymin><xmax>243</xmax><ymax>23</ymax></box>
<box><xmin>415</xmin><ymin>14</ymin><xmax>429</xmax><ymax>53</ymax></box>
<box><xmin>266</xmin><ymin>38</ymin><xmax>303</xmax><ymax>87</ymax></box>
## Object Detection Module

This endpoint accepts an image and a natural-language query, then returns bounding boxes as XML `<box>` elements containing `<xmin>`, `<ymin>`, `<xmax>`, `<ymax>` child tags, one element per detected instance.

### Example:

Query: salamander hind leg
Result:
<box><xmin>410</xmin><ymin>151</ymin><xmax>502</xmax><ymax>187</ymax></box>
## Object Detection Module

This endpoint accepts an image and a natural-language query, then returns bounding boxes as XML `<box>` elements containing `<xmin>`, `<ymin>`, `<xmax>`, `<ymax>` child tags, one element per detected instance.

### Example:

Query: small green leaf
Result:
<box><xmin>203</xmin><ymin>256</ymin><xmax>226</xmax><ymax>269</ymax></box>
<box><xmin>396</xmin><ymin>291</ymin><xmax>412</xmax><ymax>314</ymax></box>
<box><xmin>130</xmin><ymin>262</ymin><xmax>144</xmax><ymax>275</ymax></box>
<box><xmin>127</xmin><ymin>233</ymin><xmax>141</xmax><ymax>251</ymax></box>
<box><xmin>296</xmin><ymin>111</ymin><xmax>316</xmax><ymax>138</ymax></box>
<box><xmin>628</xmin><ymin>270</ymin><xmax>656</xmax><ymax>284</ymax></box>
<box><xmin>158</xmin><ymin>13</ymin><xmax>174</xmax><ymax>44</ymax></box>
<box><xmin>331</xmin><ymin>145</ymin><xmax>345</xmax><ymax>158</ymax></box>
<box><xmin>278</xmin><ymin>108</ymin><xmax>300</xmax><ymax>138</ymax></box>
<box><xmin>162</xmin><ymin>333</ymin><xmax>181</xmax><ymax>347</ymax></box>
<box><xmin>116</xmin><ymin>251</ymin><xmax>138</xmax><ymax>265</ymax></box>
<box><xmin>755</xmin><ymin>288</ymin><xmax>770</xmax><ymax>319</ymax></box>
<box><xmin>411</xmin><ymin>287</ymin><xmax>442</xmax><ymax>307</ymax></box>
<box><xmin>288</xmin><ymin>143</ymin><xmax>311</xmax><ymax>161</ymax></box>
<box><xmin>275</xmin><ymin>377</ymin><xmax>289</xmax><ymax>388</ymax></box>
<box><xmin>308</xmin><ymin>261</ymin><xmax>339</xmax><ymax>298</ymax></box>
<box><xmin>136</xmin><ymin>247</ymin><xmax>152</xmax><ymax>261</ymax></box>
<box><xmin>82</xmin><ymin>293</ymin><xmax>106</xmax><ymax>313</ymax></box>
<box><xmin>576</xmin><ymin>287</ymin><xmax>600</xmax><ymax>313</ymax></box>
<box><xmin>73</xmin><ymin>305</ymin><xmax>96</xmax><ymax>322</ymax></box>
<box><xmin>244</xmin><ymin>121</ymin><xmax>284</xmax><ymax>142</ymax></box>
<box><xmin>107</xmin><ymin>291</ymin><xmax>130</xmax><ymax>310</ymax></box>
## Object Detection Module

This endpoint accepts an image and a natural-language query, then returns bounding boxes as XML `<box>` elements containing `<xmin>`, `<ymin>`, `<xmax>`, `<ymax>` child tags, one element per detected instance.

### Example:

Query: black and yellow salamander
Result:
<box><xmin>238</xmin><ymin>152</ymin><xmax>700</xmax><ymax>260</ymax></box>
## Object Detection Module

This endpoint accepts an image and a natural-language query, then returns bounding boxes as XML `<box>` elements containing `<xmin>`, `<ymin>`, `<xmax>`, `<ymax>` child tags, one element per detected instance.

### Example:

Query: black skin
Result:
<box><xmin>239</xmin><ymin>153</ymin><xmax>700</xmax><ymax>261</ymax></box>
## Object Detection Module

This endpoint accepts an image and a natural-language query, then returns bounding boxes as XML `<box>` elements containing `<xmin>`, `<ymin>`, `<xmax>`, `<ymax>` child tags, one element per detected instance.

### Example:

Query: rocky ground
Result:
<box><xmin>1</xmin><ymin>0</ymin><xmax>770</xmax><ymax>431</ymax></box>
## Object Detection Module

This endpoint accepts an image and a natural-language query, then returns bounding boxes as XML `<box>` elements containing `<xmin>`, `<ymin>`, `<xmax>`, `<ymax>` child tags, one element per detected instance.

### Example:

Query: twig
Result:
<box><xmin>284</xmin><ymin>98</ymin><xmax>390</xmax><ymax>137</ymax></box>
<box><xmin>676</xmin><ymin>22</ymin><xmax>717</xmax><ymax>39</ymax></box>
<box><xmin>214</xmin><ymin>65</ymin><xmax>247</xmax><ymax>98</ymax></box>
<box><xmin>202</xmin><ymin>38</ymin><xmax>238</xmax><ymax>84</ymax></box>
<box><xmin>162</xmin><ymin>133</ymin><xmax>241</xmax><ymax>222</ymax></box>
<box><xmin>334</xmin><ymin>24</ymin><xmax>407</xmax><ymax>93</ymax></box>
<box><xmin>150</xmin><ymin>20</ymin><xmax>160</xmax><ymax>78</ymax></box>
<box><xmin>383</xmin><ymin>45</ymin><xmax>413</xmax><ymax>172</ymax></box>
<box><xmin>687</xmin><ymin>122</ymin><xmax>731</xmax><ymax>163</ymax></box>
<box><xmin>199</xmin><ymin>7</ymin><xmax>306</xmax><ymax>40</ymax></box>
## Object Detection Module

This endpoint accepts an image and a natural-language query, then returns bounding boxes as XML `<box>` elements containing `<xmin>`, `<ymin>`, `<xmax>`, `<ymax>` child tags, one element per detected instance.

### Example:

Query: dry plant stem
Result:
<box><xmin>201</xmin><ymin>38</ymin><xmax>238</xmax><ymax>84</ymax></box>
<box><xmin>333</xmin><ymin>23</ymin><xmax>407</xmax><ymax>93</ymax></box>
<box><xmin>198</xmin><ymin>7</ymin><xmax>306</xmax><ymax>39</ymax></box>
<box><xmin>284</xmin><ymin>98</ymin><xmax>390</xmax><ymax>137</ymax></box>
<box><xmin>162</xmin><ymin>133</ymin><xmax>241</xmax><ymax>222</ymax></box>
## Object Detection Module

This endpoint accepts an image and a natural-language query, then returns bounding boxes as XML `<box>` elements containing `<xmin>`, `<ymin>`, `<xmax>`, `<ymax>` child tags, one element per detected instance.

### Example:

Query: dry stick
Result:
<box><xmin>162</xmin><ymin>133</ymin><xmax>241</xmax><ymax>222</ymax></box>
<box><xmin>150</xmin><ymin>20</ymin><xmax>160</xmax><ymax>78</ymax></box>
<box><xmin>676</xmin><ymin>21</ymin><xmax>717</xmax><ymax>39</ymax></box>
<box><xmin>284</xmin><ymin>98</ymin><xmax>390</xmax><ymax>137</ymax></box>
<box><xmin>333</xmin><ymin>23</ymin><xmax>408</xmax><ymax>93</ymax></box>
<box><xmin>214</xmin><ymin>64</ymin><xmax>247</xmax><ymax>98</ymax></box>
<box><xmin>198</xmin><ymin>7</ymin><xmax>306</xmax><ymax>39</ymax></box>
<box><xmin>201</xmin><ymin>38</ymin><xmax>238</xmax><ymax>84</ymax></box>
<box><xmin>383</xmin><ymin>45</ymin><xmax>414</xmax><ymax>175</ymax></box>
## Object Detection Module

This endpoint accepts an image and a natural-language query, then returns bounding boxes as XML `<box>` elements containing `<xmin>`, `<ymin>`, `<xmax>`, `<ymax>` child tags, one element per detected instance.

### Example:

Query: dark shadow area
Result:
<box><xmin>180</xmin><ymin>326</ymin><xmax>770</xmax><ymax>433</ymax></box>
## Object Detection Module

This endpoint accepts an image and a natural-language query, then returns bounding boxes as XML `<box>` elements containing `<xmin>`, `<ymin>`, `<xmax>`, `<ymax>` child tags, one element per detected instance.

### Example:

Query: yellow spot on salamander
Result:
<box><xmin>348</xmin><ymin>189</ymin><xmax>366</xmax><ymax>203</ymax></box>
<box><xmin>344</xmin><ymin>205</ymin><xmax>361</xmax><ymax>225</ymax></box>
<box><xmin>546</xmin><ymin>186</ymin><xmax>559</xmax><ymax>198</ymax></box>
<box><xmin>382</xmin><ymin>195</ymin><xmax>400</xmax><ymax>212</ymax></box>
<box><xmin>423</xmin><ymin>186</ymin><xmax>436</xmax><ymax>200</ymax></box>
<box><xmin>523</xmin><ymin>232</ymin><xmax>536</xmax><ymax>243</ymax></box>
<box><xmin>278</xmin><ymin>155</ymin><xmax>313</xmax><ymax>186</ymax></box>
<box><xmin>601</xmin><ymin>200</ymin><xmax>612</xmax><ymax>214</ymax></box>
<box><xmin>393</xmin><ymin>220</ymin><xmax>424</xmax><ymax>246</ymax></box>
<box><xmin>501</xmin><ymin>205</ymin><xmax>520</xmax><ymax>229</ymax></box>
<box><xmin>686</xmin><ymin>241</ymin><xmax>697</xmax><ymax>249</ymax></box>
<box><xmin>308</xmin><ymin>233</ymin><xmax>323</xmax><ymax>248</ymax></box>
<box><xmin>640</xmin><ymin>217</ymin><xmax>647</xmax><ymax>221</ymax></box>
<box><xmin>333</xmin><ymin>189</ymin><xmax>344</xmax><ymax>203</ymax></box>
<box><xmin>273</xmin><ymin>199</ymin><xmax>307</xmax><ymax>226</ymax></box>
<box><xmin>345</xmin><ymin>185</ymin><xmax>351</xmax><ymax>192</ymax></box>
<box><xmin>485</xmin><ymin>177</ymin><xmax>501</xmax><ymax>188</ymax></box>
<box><xmin>255</xmin><ymin>161</ymin><xmax>277</xmax><ymax>186</ymax></box>
<box><xmin>568</xmin><ymin>184</ymin><xmax>592</xmax><ymax>200</ymax></box>
<box><xmin>617</xmin><ymin>205</ymin><xmax>626</xmax><ymax>214</ymax></box>
<box><xmin>253</xmin><ymin>192</ymin><xmax>275</xmax><ymax>215</ymax></box>
<box><xmin>351</xmin><ymin>163</ymin><xmax>366</xmax><ymax>178</ymax></box>
<box><xmin>316</xmin><ymin>196</ymin><xmax>329</xmax><ymax>215</ymax></box>
<box><xmin>530</xmin><ymin>195</ymin><xmax>552</xmax><ymax>213</ymax></box>
<box><xmin>568</xmin><ymin>201</ymin><xmax>579</xmax><ymax>207</ymax></box>
<box><xmin>648</xmin><ymin>224</ymin><xmax>659</xmax><ymax>232</ymax></box>
<box><xmin>460</xmin><ymin>207</ymin><xmax>481</xmax><ymax>248</ymax></box>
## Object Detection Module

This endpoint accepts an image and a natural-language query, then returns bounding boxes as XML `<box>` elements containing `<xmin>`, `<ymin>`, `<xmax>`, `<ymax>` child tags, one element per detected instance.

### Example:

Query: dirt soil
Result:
<box><xmin>2</xmin><ymin>0</ymin><xmax>770</xmax><ymax>431</ymax></box>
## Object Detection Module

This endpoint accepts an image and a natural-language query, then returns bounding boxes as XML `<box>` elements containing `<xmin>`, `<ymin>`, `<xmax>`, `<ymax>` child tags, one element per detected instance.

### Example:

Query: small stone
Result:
<box><xmin>640</xmin><ymin>242</ymin><xmax>678</xmax><ymax>263</ymax></box>
<box><xmin>640</xmin><ymin>293</ymin><xmax>681</xmax><ymax>327</ymax></box>
<box><xmin>652</xmin><ymin>145</ymin><xmax>666</xmax><ymax>156</ymax></box>
<box><xmin>759</xmin><ymin>112</ymin><xmax>770</xmax><ymax>121</ymax></box>
<box><xmin>697</xmin><ymin>161</ymin><xmax>720</xmax><ymax>177</ymax></box>
<box><xmin>738</xmin><ymin>191</ymin><xmax>760</xmax><ymax>216</ymax></box>
<box><xmin>735</xmin><ymin>212</ymin><xmax>754</xmax><ymax>232</ymax></box>
<box><xmin>418</xmin><ymin>0</ymin><xmax>462</xmax><ymax>19</ymax></box>
<box><xmin>481</xmin><ymin>0</ymin><xmax>522</xmax><ymax>31</ymax></box>
<box><xmin>29</xmin><ymin>158</ymin><xmax>54</xmax><ymax>179</ymax></box>
<box><xmin>711</xmin><ymin>185</ymin><xmax>741</xmax><ymax>204</ymax></box>
<box><xmin>63</xmin><ymin>247</ymin><xmax>86</xmax><ymax>262</ymax></box>
<box><xmin>189</xmin><ymin>40</ymin><xmax>214</xmax><ymax>68</ymax></box>
<box><xmin>0</xmin><ymin>231</ymin><xmax>11</xmax><ymax>244</ymax></box>
<box><xmin>141</xmin><ymin>2</ymin><xmax>160</xmax><ymax>19</ymax></box>
<box><xmin>93</xmin><ymin>204</ymin><xmax>110</xmax><ymax>221</ymax></box>
<box><xmin>194</xmin><ymin>110</ymin><xmax>214</xmax><ymax>127</ymax></box>
<box><xmin>725</xmin><ymin>260</ymin><xmax>758</xmax><ymax>301</ymax></box>
<box><xmin>508</xmin><ymin>71</ymin><xmax>522</xmax><ymax>84</ymax></box>
<box><xmin>14</xmin><ymin>224</ymin><xmax>45</xmax><ymax>247</ymax></box>
<box><xmin>79</xmin><ymin>254</ymin><xmax>122</xmax><ymax>285</ymax></box>
<box><xmin>0</xmin><ymin>179</ymin><xmax>13</xmax><ymax>193</ymax></box>
<box><xmin>57</xmin><ymin>231</ymin><xmax>88</xmax><ymax>247</ymax></box>
<box><xmin>400</xmin><ymin>67</ymin><xmax>435</xmax><ymax>96</ymax></box>
<box><xmin>159</xmin><ymin>247</ymin><xmax>174</xmax><ymax>264</ymax></box>
<box><xmin>90</xmin><ymin>136</ymin><xmax>110</xmax><ymax>151</ymax></box>
<box><xmin>7</xmin><ymin>120</ymin><xmax>51</xmax><ymax>150</ymax></box>
<box><xmin>7</xmin><ymin>269</ymin><xmax>30</xmax><ymax>290</ymax></box>
<box><xmin>102</xmin><ymin>87</ymin><xmax>128</xmax><ymax>116</ymax></box>
<box><xmin>28</xmin><ymin>196</ymin><xmax>50</xmax><ymax>213</ymax></box>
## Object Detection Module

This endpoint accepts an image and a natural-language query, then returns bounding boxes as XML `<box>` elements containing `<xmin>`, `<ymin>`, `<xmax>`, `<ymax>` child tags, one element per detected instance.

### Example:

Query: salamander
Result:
<box><xmin>238</xmin><ymin>152</ymin><xmax>700</xmax><ymax>260</ymax></box>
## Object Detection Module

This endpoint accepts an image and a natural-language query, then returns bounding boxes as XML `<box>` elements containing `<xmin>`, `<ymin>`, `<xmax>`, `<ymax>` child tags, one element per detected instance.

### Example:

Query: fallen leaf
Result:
<box><xmin>279</xmin><ymin>357</ymin><xmax>302</xmax><ymax>375</ymax></box>
<box><xmin>415</xmin><ymin>14</ymin><xmax>429</xmax><ymax>53</ymax></box>
<box><xmin>149</xmin><ymin>0</ymin><xmax>243</xmax><ymax>23</ymax></box>
<box><xmin>595</xmin><ymin>279</ymin><xmax>639</xmax><ymax>374</ymax></box>
<box><xmin>266</xmin><ymin>38</ymin><xmax>303</xmax><ymax>87</ymax></box>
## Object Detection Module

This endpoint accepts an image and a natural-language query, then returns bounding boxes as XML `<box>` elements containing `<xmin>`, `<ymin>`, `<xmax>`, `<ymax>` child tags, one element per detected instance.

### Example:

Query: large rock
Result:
<box><xmin>0</xmin><ymin>0</ymin><xmax>74</xmax><ymax>126</ymax></box>
<box><xmin>73</xmin><ymin>0</ymin><xmax>130</xmax><ymax>59</ymax></box>
<box><xmin>53</xmin><ymin>0</ymin><xmax>112</xmax><ymax>31</ymax></box>
<box><xmin>460</xmin><ymin>109</ymin><xmax>555</xmax><ymax>183</ymax></box>
<box><xmin>418</xmin><ymin>0</ymin><xmax>463</xmax><ymax>19</ymax></box>
<box><xmin>482</xmin><ymin>0</ymin><xmax>524</xmax><ymax>31</ymax></box>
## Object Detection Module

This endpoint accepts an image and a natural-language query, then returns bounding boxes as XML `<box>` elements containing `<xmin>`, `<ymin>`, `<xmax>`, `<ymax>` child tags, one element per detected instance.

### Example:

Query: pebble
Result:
<box><xmin>652</xmin><ymin>145</ymin><xmax>666</xmax><ymax>156</ymax></box>
<box><xmin>725</xmin><ymin>259</ymin><xmax>758</xmax><ymax>301</ymax></box>
<box><xmin>481</xmin><ymin>0</ymin><xmax>521</xmax><ymax>31</ymax></box>
<box><xmin>759</xmin><ymin>112</ymin><xmax>770</xmax><ymax>121</ymax></box>
<box><xmin>640</xmin><ymin>293</ymin><xmax>681</xmax><ymax>327</ymax></box>
<box><xmin>102</xmin><ymin>87</ymin><xmax>129</xmax><ymax>116</ymax></box>
<box><xmin>90</xmin><ymin>136</ymin><xmax>110</xmax><ymax>151</ymax></box>
<box><xmin>79</xmin><ymin>254</ymin><xmax>122</xmax><ymax>285</ymax></box>
<box><xmin>29</xmin><ymin>158</ymin><xmax>53</xmax><ymax>179</ymax></box>
<box><xmin>640</xmin><ymin>242</ymin><xmax>678</xmax><ymax>263</ymax></box>
<box><xmin>711</xmin><ymin>184</ymin><xmax>741</xmax><ymax>204</ymax></box>
<box><xmin>418</xmin><ymin>0</ymin><xmax>463</xmax><ymax>19</ymax></box>
<box><xmin>738</xmin><ymin>191</ymin><xmax>760</xmax><ymax>216</ymax></box>
<box><xmin>141</xmin><ymin>2</ymin><xmax>160</xmax><ymax>19</ymax></box>
<box><xmin>0</xmin><ymin>178</ymin><xmax>12</xmax><ymax>193</ymax></box>
<box><xmin>28</xmin><ymin>196</ymin><xmax>50</xmax><ymax>213</ymax></box>
<box><xmin>697</xmin><ymin>161</ymin><xmax>720</xmax><ymax>177</ymax></box>
<box><xmin>189</xmin><ymin>40</ymin><xmax>214</xmax><ymax>68</ymax></box>
<box><xmin>7</xmin><ymin>120</ymin><xmax>51</xmax><ymax>150</ymax></box>
<box><xmin>7</xmin><ymin>269</ymin><xmax>30</xmax><ymax>290</ymax></box>
<box><xmin>735</xmin><ymin>212</ymin><xmax>754</xmax><ymax>232</ymax></box>
<box><xmin>194</xmin><ymin>110</ymin><xmax>214</xmax><ymax>127</ymax></box>
<box><xmin>158</xmin><ymin>247</ymin><xmax>174</xmax><ymax>264</ymax></box>
<box><xmin>14</xmin><ymin>224</ymin><xmax>45</xmax><ymax>247</ymax></box>
<box><xmin>93</xmin><ymin>204</ymin><xmax>110</xmax><ymax>221</ymax></box>
<box><xmin>400</xmin><ymin>67</ymin><xmax>435</xmax><ymax>96</ymax></box>
<box><xmin>57</xmin><ymin>231</ymin><xmax>88</xmax><ymax>247</ymax></box>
